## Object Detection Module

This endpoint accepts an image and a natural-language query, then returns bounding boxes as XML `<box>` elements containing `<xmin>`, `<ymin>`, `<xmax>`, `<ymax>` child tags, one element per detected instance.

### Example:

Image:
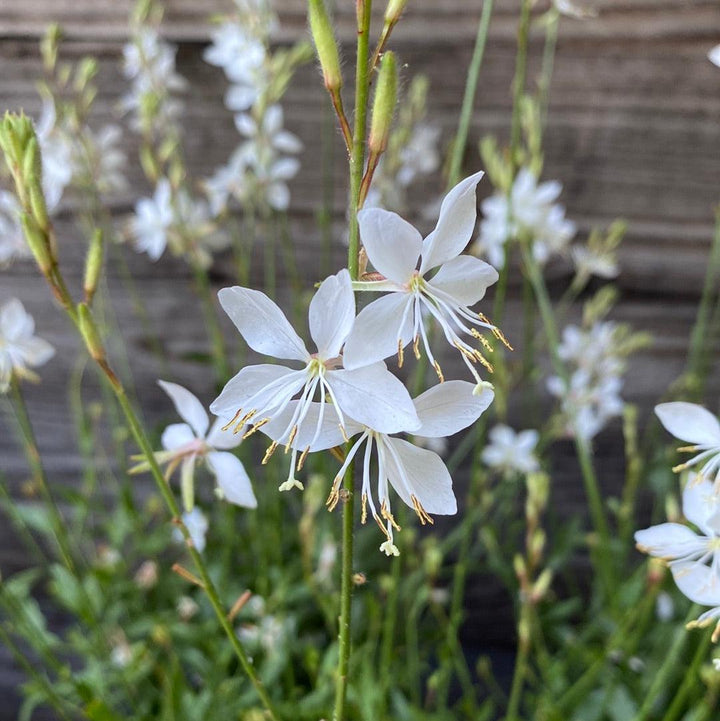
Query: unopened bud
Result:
<box><xmin>513</xmin><ymin>554</ymin><xmax>526</xmax><ymax>581</ymax></box>
<box><xmin>531</xmin><ymin>568</ymin><xmax>553</xmax><ymax>602</ymax></box>
<box><xmin>384</xmin><ymin>0</ymin><xmax>409</xmax><ymax>24</ymax></box>
<box><xmin>83</xmin><ymin>229</ymin><xmax>104</xmax><ymax>304</ymax></box>
<box><xmin>78</xmin><ymin>303</ymin><xmax>105</xmax><ymax>362</ymax></box>
<box><xmin>20</xmin><ymin>213</ymin><xmax>52</xmax><ymax>275</ymax></box>
<box><xmin>308</xmin><ymin>0</ymin><xmax>343</xmax><ymax>92</ymax></box>
<box><xmin>368</xmin><ymin>51</ymin><xmax>397</xmax><ymax>154</ymax></box>
<box><xmin>74</xmin><ymin>57</ymin><xmax>98</xmax><ymax>93</ymax></box>
<box><xmin>29</xmin><ymin>185</ymin><xmax>49</xmax><ymax>233</ymax></box>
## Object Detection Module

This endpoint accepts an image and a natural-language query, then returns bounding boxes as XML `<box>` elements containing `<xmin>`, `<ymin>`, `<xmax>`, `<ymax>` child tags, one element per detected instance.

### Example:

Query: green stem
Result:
<box><xmin>191</xmin><ymin>261</ymin><xmax>231</xmax><ymax>385</ymax></box>
<box><xmin>659</xmin><ymin>628</ymin><xmax>713</xmax><ymax>721</ymax></box>
<box><xmin>6</xmin><ymin>377</ymin><xmax>78</xmax><ymax>574</ymax></box>
<box><xmin>510</xmin><ymin>0</ymin><xmax>532</xmax><ymax>172</ymax></box>
<box><xmin>504</xmin><ymin>606</ymin><xmax>531</xmax><ymax>721</ymax></box>
<box><xmin>333</xmin><ymin>4</ymin><xmax>372</xmax><ymax>719</ymax></box>
<box><xmin>520</xmin><ymin>242</ymin><xmax>614</xmax><ymax>594</ymax></box>
<box><xmin>632</xmin><ymin>606</ymin><xmax>700</xmax><ymax>721</ymax></box>
<box><xmin>446</xmin><ymin>0</ymin><xmax>494</xmax><ymax>189</ymax></box>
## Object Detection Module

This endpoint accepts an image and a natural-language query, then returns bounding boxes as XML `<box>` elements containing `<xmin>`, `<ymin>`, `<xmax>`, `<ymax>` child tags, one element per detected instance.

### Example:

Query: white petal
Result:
<box><xmin>671</xmin><ymin>562</ymin><xmax>720</xmax><ymax>606</ymax></box>
<box><xmin>683</xmin><ymin>475</ymin><xmax>720</xmax><ymax>535</ymax></box>
<box><xmin>1</xmin><ymin>299</ymin><xmax>33</xmax><ymax>340</ymax></box>
<box><xmin>161</xmin><ymin>423</ymin><xmax>195</xmax><ymax>451</ymax></box>
<box><xmin>427</xmin><ymin>255</ymin><xmax>499</xmax><ymax>307</ymax></box>
<box><xmin>327</xmin><ymin>364</ymin><xmax>420</xmax><ymax>434</ymax></box>
<box><xmin>710</xmin><ymin>45</ymin><xmax>720</xmax><ymax>68</ymax></box>
<box><xmin>383</xmin><ymin>436</ymin><xmax>456</xmax><ymax>515</ymax></box>
<box><xmin>206</xmin><ymin>417</ymin><xmax>243</xmax><ymax>450</ymax></box>
<box><xmin>270</xmin><ymin>157</ymin><xmax>300</xmax><ymax>180</ymax></box>
<box><xmin>420</xmin><ymin>170</ymin><xmax>484</xmax><ymax>273</ymax></box>
<box><xmin>634</xmin><ymin>523</ymin><xmax>706</xmax><ymax>559</ymax></box>
<box><xmin>158</xmin><ymin>380</ymin><xmax>209</xmax><ymax>438</ymax></box>
<box><xmin>308</xmin><ymin>269</ymin><xmax>355</xmax><ymax>359</ymax></box>
<box><xmin>218</xmin><ymin>286</ymin><xmax>309</xmax><ymax>362</ymax></box>
<box><xmin>273</xmin><ymin>130</ymin><xmax>303</xmax><ymax>154</ymax></box>
<box><xmin>16</xmin><ymin>337</ymin><xmax>55</xmax><ymax>366</ymax></box>
<box><xmin>414</xmin><ymin>380</ymin><xmax>494</xmax><ymax>438</ymax></box>
<box><xmin>266</xmin><ymin>182</ymin><xmax>290</xmax><ymax>211</ymax></box>
<box><xmin>210</xmin><ymin>364</ymin><xmax>306</xmax><ymax>419</ymax></box>
<box><xmin>206</xmin><ymin>451</ymin><xmax>257</xmax><ymax>508</ymax></box>
<box><xmin>358</xmin><ymin>207</ymin><xmax>422</xmax><ymax>284</ymax></box>
<box><xmin>225</xmin><ymin>85</ymin><xmax>257</xmax><ymax>111</ymax></box>
<box><xmin>342</xmin><ymin>293</ymin><xmax>414</xmax><ymax>370</ymax></box>
<box><xmin>655</xmin><ymin>402</ymin><xmax>720</xmax><ymax>446</ymax></box>
<box><xmin>261</xmin><ymin>401</ymin><xmax>360</xmax><ymax>450</ymax></box>
<box><xmin>234</xmin><ymin>113</ymin><xmax>257</xmax><ymax>137</ymax></box>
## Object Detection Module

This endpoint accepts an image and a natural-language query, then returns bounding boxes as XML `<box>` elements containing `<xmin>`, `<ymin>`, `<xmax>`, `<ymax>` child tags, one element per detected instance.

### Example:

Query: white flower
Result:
<box><xmin>655</xmin><ymin>591</ymin><xmax>674</xmax><ymax>622</ymax></box>
<box><xmin>0</xmin><ymin>299</ymin><xmax>55</xmax><ymax>393</ymax></box>
<box><xmin>343</xmin><ymin>172</ymin><xmax>504</xmax><ymax>384</ymax></box>
<box><xmin>553</xmin><ymin>0</ymin><xmax>598</xmax><ymax>19</ymax></box>
<box><xmin>571</xmin><ymin>244</ymin><xmax>619</xmax><ymax>280</ymax></box>
<box><xmin>481</xmin><ymin>425</ymin><xmax>540</xmax><ymax>475</ymax></box>
<box><xmin>557</xmin><ymin>322</ymin><xmax>623</xmax><ymax>378</ymax></box>
<box><xmin>210</xmin><ymin>270</ymin><xmax>421</xmax><ymax>491</ymax></box>
<box><xmin>709</xmin><ymin>45</ymin><xmax>720</xmax><ymax>68</ymax></box>
<box><xmin>474</xmin><ymin>168</ymin><xmax>576</xmax><ymax>268</ymax></box>
<box><xmin>174</xmin><ymin>507</ymin><xmax>210</xmax><ymax>553</ymax></box>
<box><xmin>131</xmin><ymin>179</ymin><xmax>173</xmax><ymax>260</ymax></box>
<box><xmin>134</xmin><ymin>380</ymin><xmax>257</xmax><ymax>512</ymax></box>
<box><xmin>263</xmin><ymin>380</ymin><xmax>494</xmax><ymax>555</ymax></box>
<box><xmin>655</xmin><ymin>403</ymin><xmax>720</xmax><ymax>486</ymax></box>
<box><xmin>397</xmin><ymin>123</ymin><xmax>441</xmax><ymax>187</ymax></box>
<box><xmin>635</xmin><ymin>474</ymin><xmax>720</xmax><ymax>629</ymax></box>
<box><xmin>35</xmin><ymin>100</ymin><xmax>73</xmax><ymax>212</ymax></box>
<box><xmin>78</xmin><ymin>124</ymin><xmax>127</xmax><ymax>195</ymax></box>
<box><xmin>0</xmin><ymin>192</ymin><xmax>30</xmax><ymax>267</ymax></box>
<box><xmin>204</xmin><ymin>145</ymin><xmax>254</xmax><ymax>215</ymax></box>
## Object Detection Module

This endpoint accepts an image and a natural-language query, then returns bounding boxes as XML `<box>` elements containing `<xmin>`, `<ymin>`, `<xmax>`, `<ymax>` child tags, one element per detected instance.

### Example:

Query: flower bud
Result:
<box><xmin>78</xmin><ymin>302</ymin><xmax>105</xmax><ymax>362</ymax></box>
<box><xmin>368</xmin><ymin>51</ymin><xmax>397</xmax><ymax>155</ymax></box>
<box><xmin>20</xmin><ymin>213</ymin><xmax>52</xmax><ymax>275</ymax></box>
<box><xmin>384</xmin><ymin>0</ymin><xmax>409</xmax><ymax>24</ymax></box>
<box><xmin>29</xmin><ymin>185</ymin><xmax>49</xmax><ymax>233</ymax></box>
<box><xmin>83</xmin><ymin>229</ymin><xmax>104</xmax><ymax>304</ymax></box>
<box><xmin>308</xmin><ymin>0</ymin><xmax>343</xmax><ymax>92</ymax></box>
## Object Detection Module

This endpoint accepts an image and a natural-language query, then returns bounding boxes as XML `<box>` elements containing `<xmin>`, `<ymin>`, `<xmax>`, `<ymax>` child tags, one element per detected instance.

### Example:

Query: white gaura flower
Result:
<box><xmin>132</xmin><ymin>380</ymin><xmax>256</xmax><ymax>513</ymax></box>
<box><xmin>211</xmin><ymin>270</ymin><xmax>420</xmax><ymax>491</ymax></box>
<box><xmin>35</xmin><ymin>99</ymin><xmax>73</xmax><ymax>212</ymax></box>
<box><xmin>481</xmin><ymin>425</ymin><xmax>540</xmax><ymax>475</ymax></box>
<box><xmin>174</xmin><ymin>507</ymin><xmax>210</xmax><ymax>553</ymax></box>
<box><xmin>570</xmin><ymin>243</ymin><xmax>619</xmax><ymax>280</ymax></box>
<box><xmin>397</xmin><ymin>123</ymin><xmax>441</xmax><ymax>187</ymax></box>
<box><xmin>131</xmin><ymin>179</ymin><xmax>173</xmax><ymax>260</ymax></box>
<box><xmin>0</xmin><ymin>299</ymin><xmax>55</xmax><ymax>393</ymax></box>
<box><xmin>203</xmin><ymin>23</ymin><xmax>266</xmax><ymax>85</ymax></box>
<box><xmin>263</xmin><ymin>380</ymin><xmax>494</xmax><ymax>555</ymax></box>
<box><xmin>635</xmin><ymin>474</ymin><xmax>720</xmax><ymax>636</ymax></box>
<box><xmin>656</xmin><ymin>403</ymin><xmax>720</xmax><ymax>487</ymax></box>
<box><xmin>343</xmin><ymin>172</ymin><xmax>507</xmax><ymax>384</ymax></box>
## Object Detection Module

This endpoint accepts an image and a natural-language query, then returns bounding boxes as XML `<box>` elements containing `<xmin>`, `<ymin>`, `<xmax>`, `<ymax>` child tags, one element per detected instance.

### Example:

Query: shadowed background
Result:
<box><xmin>1</xmin><ymin>0</ymin><xmax>720</xmax><ymax>715</ymax></box>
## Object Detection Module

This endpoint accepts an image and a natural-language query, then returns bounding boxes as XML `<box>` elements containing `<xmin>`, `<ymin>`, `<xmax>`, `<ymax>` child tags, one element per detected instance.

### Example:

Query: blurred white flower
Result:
<box><xmin>35</xmin><ymin>100</ymin><xmax>73</xmax><ymax>212</ymax></box>
<box><xmin>134</xmin><ymin>560</ymin><xmax>158</xmax><ymax>589</ymax></box>
<box><xmin>474</xmin><ymin>168</ymin><xmax>576</xmax><ymax>268</ymax></box>
<box><xmin>0</xmin><ymin>298</ymin><xmax>55</xmax><ymax>393</ymax></box>
<box><xmin>655</xmin><ymin>591</ymin><xmax>674</xmax><ymax>622</ymax></box>
<box><xmin>397</xmin><ymin>123</ymin><xmax>441</xmax><ymax>187</ymax></box>
<box><xmin>131</xmin><ymin>380</ymin><xmax>256</xmax><ymax>514</ymax></box>
<box><xmin>709</xmin><ymin>45</ymin><xmax>720</xmax><ymax>68</ymax></box>
<box><xmin>131</xmin><ymin>179</ymin><xmax>173</xmax><ymax>260</ymax></box>
<box><xmin>0</xmin><ymin>192</ymin><xmax>30</xmax><ymax>267</ymax></box>
<box><xmin>175</xmin><ymin>507</ymin><xmax>210</xmax><ymax>553</ymax></box>
<box><xmin>571</xmin><ymin>244</ymin><xmax>619</xmax><ymax>280</ymax></box>
<box><xmin>554</xmin><ymin>0</ymin><xmax>598</xmax><ymax>19</ymax></box>
<box><xmin>177</xmin><ymin>595</ymin><xmax>200</xmax><ymax>621</ymax></box>
<box><xmin>482</xmin><ymin>425</ymin><xmax>540</xmax><ymax>475</ymax></box>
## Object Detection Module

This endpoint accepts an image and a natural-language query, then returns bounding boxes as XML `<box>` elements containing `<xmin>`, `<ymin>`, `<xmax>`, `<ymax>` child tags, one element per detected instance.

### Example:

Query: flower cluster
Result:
<box><xmin>209</xmin><ymin>173</ymin><xmax>498</xmax><ymax>554</ymax></box>
<box><xmin>0</xmin><ymin>298</ymin><xmax>55</xmax><ymax>393</ymax></box>
<box><xmin>482</xmin><ymin>424</ymin><xmax>540</xmax><ymax>476</ymax></box>
<box><xmin>547</xmin><ymin>321</ymin><xmax>626</xmax><ymax>440</ymax></box>
<box><xmin>203</xmin><ymin>1</ymin><xmax>303</xmax><ymax>214</ymax></box>
<box><xmin>473</xmin><ymin>167</ymin><xmax>576</xmax><ymax>269</ymax></box>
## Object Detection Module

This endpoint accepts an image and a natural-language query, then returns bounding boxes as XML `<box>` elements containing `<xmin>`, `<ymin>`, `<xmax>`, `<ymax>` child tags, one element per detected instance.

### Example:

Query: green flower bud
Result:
<box><xmin>369</xmin><ymin>51</ymin><xmax>398</xmax><ymax>155</ymax></box>
<box><xmin>308</xmin><ymin>0</ymin><xmax>343</xmax><ymax>91</ymax></box>
<box><xmin>29</xmin><ymin>184</ymin><xmax>49</xmax><ymax>233</ymax></box>
<box><xmin>83</xmin><ymin>229</ymin><xmax>104</xmax><ymax>304</ymax></box>
<box><xmin>20</xmin><ymin>213</ymin><xmax>52</xmax><ymax>275</ymax></box>
<box><xmin>384</xmin><ymin>0</ymin><xmax>409</xmax><ymax>24</ymax></box>
<box><xmin>78</xmin><ymin>303</ymin><xmax>105</xmax><ymax>362</ymax></box>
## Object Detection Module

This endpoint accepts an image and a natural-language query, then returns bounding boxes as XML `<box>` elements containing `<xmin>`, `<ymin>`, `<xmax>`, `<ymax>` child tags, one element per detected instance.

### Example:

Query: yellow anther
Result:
<box><xmin>242</xmin><ymin>417</ymin><xmax>270</xmax><ymax>439</ymax></box>
<box><xmin>285</xmin><ymin>425</ymin><xmax>298</xmax><ymax>453</ymax></box>
<box><xmin>361</xmin><ymin>493</ymin><xmax>368</xmax><ymax>524</ymax></box>
<box><xmin>411</xmin><ymin>494</ymin><xmax>434</xmax><ymax>526</ymax></box>
<box><xmin>373</xmin><ymin>513</ymin><xmax>391</xmax><ymax>539</ymax></box>
<box><xmin>380</xmin><ymin>500</ymin><xmax>401</xmax><ymax>531</ymax></box>
<box><xmin>677</xmin><ymin>445</ymin><xmax>699</xmax><ymax>453</ymax></box>
<box><xmin>672</xmin><ymin>462</ymin><xmax>688</xmax><ymax>474</ymax></box>
<box><xmin>413</xmin><ymin>335</ymin><xmax>421</xmax><ymax>359</ymax></box>
<box><xmin>262</xmin><ymin>441</ymin><xmax>278</xmax><ymax>465</ymax></box>
<box><xmin>433</xmin><ymin>361</ymin><xmax>445</xmax><ymax>383</ymax></box>
<box><xmin>339</xmin><ymin>423</ymin><xmax>350</xmax><ymax>443</ymax></box>
<box><xmin>397</xmin><ymin>338</ymin><xmax>405</xmax><ymax>368</ymax></box>
<box><xmin>297</xmin><ymin>445</ymin><xmax>310</xmax><ymax>471</ymax></box>
<box><xmin>221</xmin><ymin>408</ymin><xmax>244</xmax><ymax>432</ymax></box>
<box><xmin>326</xmin><ymin>475</ymin><xmax>343</xmax><ymax>511</ymax></box>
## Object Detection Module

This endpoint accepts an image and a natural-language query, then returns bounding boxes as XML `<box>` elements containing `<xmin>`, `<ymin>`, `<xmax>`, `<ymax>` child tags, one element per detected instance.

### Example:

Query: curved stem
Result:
<box><xmin>446</xmin><ymin>0</ymin><xmax>494</xmax><ymax>189</ymax></box>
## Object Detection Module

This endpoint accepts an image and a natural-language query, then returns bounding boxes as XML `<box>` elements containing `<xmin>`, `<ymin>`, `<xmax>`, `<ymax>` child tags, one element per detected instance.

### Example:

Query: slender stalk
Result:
<box><xmin>631</xmin><ymin>606</ymin><xmax>700</xmax><ymax>721</ymax></box>
<box><xmin>659</xmin><ymin>628</ymin><xmax>713</xmax><ymax>721</ymax></box>
<box><xmin>509</xmin><ymin>0</ymin><xmax>532</xmax><ymax>172</ymax></box>
<box><xmin>333</xmin><ymin>4</ymin><xmax>372</xmax><ymax>719</ymax></box>
<box><xmin>446</xmin><ymin>0</ymin><xmax>494</xmax><ymax>189</ymax></box>
<box><xmin>6</xmin><ymin>377</ymin><xmax>78</xmax><ymax>574</ymax></box>
<box><xmin>519</xmin><ymin>242</ymin><xmax>614</xmax><ymax>595</ymax></box>
<box><xmin>504</xmin><ymin>605</ymin><xmax>531</xmax><ymax>721</ymax></box>
<box><xmin>191</xmin><ymin>261</ymin><xmax>231</xmax><ymax>384</ymax></box>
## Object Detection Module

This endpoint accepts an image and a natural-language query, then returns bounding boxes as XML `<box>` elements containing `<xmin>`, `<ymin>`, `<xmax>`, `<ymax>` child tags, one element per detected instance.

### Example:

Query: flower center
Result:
<box><xmin>307</xmin><ymin>356</ymin><xmax>327</xmax><ymax>377</ymax></box>
<box><xmin>408</xmin><ymin>272</ymin><xmax>424</xmax><ymax>294</ymax></box>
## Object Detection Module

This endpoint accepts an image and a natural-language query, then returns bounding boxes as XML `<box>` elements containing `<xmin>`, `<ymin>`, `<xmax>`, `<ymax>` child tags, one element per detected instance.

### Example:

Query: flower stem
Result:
<box><xmin>334</xmin><ymin>4</ymin><xmax>372</xmax><ymax>719</ymax></box>
<box><xmin>631</xmin><ymin>605</ymin><xmax>701</xmax><ymax>721</ymax></box>
<box><xmin>519</xmin><ymin>242</ymin><xmax>614</xmax><ymax>595</ymax></box>
<box><xmin>446</xmin><ymin>0</ymin><xmax>494</xmax><ymax>189</ymax></box>
<box><xmin>503</xmin><ymin>604</ymin><xmax>531</xmax><ymax>721</ymax></box>
<box><xmin>509</xmin><ymin>0</ymin><xmax>532</xmax><ymax>172</ymax></box>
